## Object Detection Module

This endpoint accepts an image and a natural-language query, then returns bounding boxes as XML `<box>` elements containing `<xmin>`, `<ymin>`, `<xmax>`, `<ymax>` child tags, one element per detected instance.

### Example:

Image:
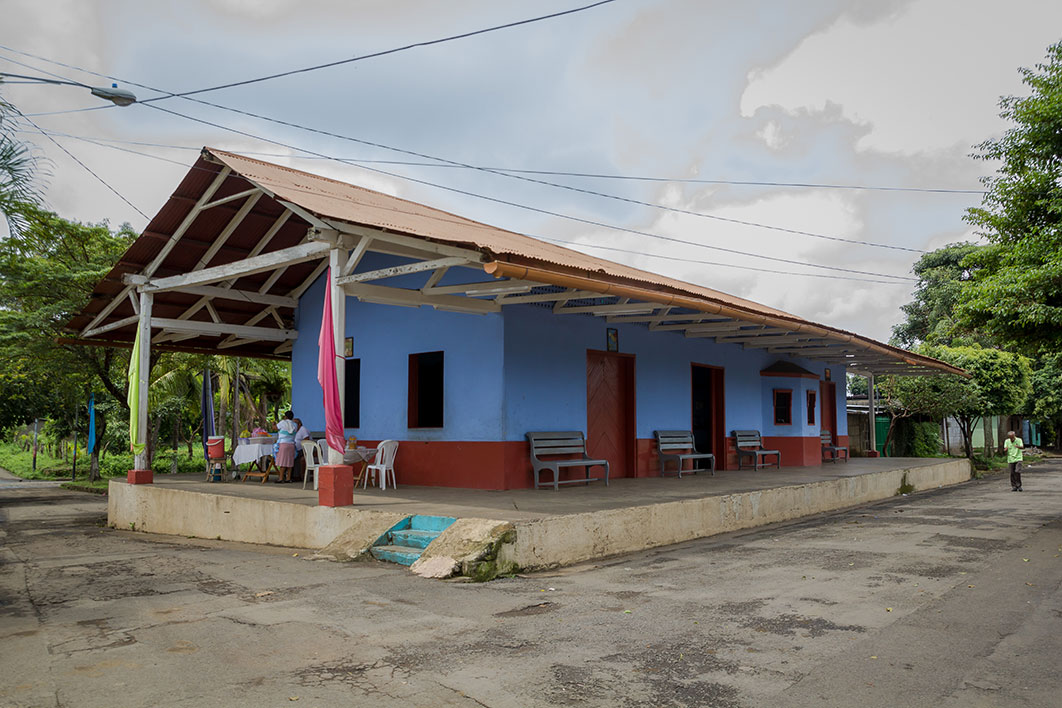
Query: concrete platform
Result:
<box><xmin>108</xmin><ymin>457</ymin><xmax>972</xmax><ymax>574</ymax></box>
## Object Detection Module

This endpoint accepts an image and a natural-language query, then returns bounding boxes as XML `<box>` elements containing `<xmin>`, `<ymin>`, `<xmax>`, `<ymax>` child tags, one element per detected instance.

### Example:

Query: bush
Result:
<box><xmin>888</xmin><ymin>419</ymin><xmax>942</xmax><ymax>457</ymax></box>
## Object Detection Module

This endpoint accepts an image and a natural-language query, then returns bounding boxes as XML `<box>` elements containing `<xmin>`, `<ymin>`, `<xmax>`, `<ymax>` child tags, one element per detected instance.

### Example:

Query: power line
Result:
<box><xmin>0</xmin><ymin>47</ymin><xmax>983</xmax><ymax>217</ymax></box>
<box><xmin>18</xmin><ymin>123</ymin><xmax>914</xmax><ymax>286</ymax></box>
<box><xmin>0</xmin><ymin>49</ymin><xmax>928</xmax><ymax>256</ymax></box>
<box><xmin>1</xmin><ymin>50</ymin><xmax>916</xmax><ymax>279</ymax></box>
<box><xmin>142</xmin><ymin>101</ymin><xmax>915</xmax><ymax>281</ymax></box>
<box><xmin>13</xmin><ymin>111</ymin><xmax>149</xmax><ymax>220</ymax></box>
<box><xmin>6</xmin><ymin>127</ymin><xmax>987</xmax><ymax>194</ymax></box>
<box><xmin>0</xmin><ymin>1</ymin><xmax>620</xmax><ymax>114</ymax></box>
<box><xmin>143</xmin><ymin>1</ymin><xmax>621</xmax><ymax>102</ymax></box>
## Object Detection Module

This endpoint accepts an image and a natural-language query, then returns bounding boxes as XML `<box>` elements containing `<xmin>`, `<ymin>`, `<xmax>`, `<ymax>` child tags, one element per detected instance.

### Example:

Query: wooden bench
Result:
<box><xmin>821</xmin><ymin>430</ymin><xmax>849</xmax><ymax>463</ymax></box>
<box><xmin>654</xmin><ymin>430</ymin><xmax>714</xmax><ymax>478</ymax></box>
<box><xmin>733</xmin><ymin>430</ymin><xmax>781</xmax><ymax>470</ymax></box>
<box><xmin>526</xmin><ymin>431</ymin><xmax>610</xmax><ymax>490</ymax></box>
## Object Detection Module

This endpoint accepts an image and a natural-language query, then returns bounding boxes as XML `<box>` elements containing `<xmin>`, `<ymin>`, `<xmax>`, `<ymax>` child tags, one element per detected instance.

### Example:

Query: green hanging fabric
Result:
<box><xmin>127</xmin><ymin>328</ymin><xmax>145</xmax><ymax>456</ymax></box>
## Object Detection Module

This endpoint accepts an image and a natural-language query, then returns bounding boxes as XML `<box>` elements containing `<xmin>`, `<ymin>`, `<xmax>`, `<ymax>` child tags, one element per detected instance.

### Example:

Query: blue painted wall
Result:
<box><xmin>500</xmin><ymin>304</ymin><xmax>841</xmax><ymax>440</ymax></box>
<box><xmin>291</xmin><ymin>258</ymin><xmax>849</xmax><ymax>444</ymax></box>
<box><xmin>291</xmin><ymin>254</ymin><xmax>504</xmax><ymax>441</ymax></box>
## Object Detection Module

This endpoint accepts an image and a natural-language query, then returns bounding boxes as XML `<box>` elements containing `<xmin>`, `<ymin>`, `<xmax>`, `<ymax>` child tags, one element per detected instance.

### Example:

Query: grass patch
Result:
<box><xmin>0</xmin><ymin>441</ymin><xmax>207</xmax><ymax>481</ymax></box>
<box><xmin>61</xmin><ymin>480</ymin><xmax>109</xmax><ymax>494</ymax></box>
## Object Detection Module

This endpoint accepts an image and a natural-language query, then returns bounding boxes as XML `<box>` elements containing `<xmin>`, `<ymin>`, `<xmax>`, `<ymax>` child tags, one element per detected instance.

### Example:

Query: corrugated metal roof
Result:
<box><xmin>65</xmin><ymin>148</ymin><xmax>963</xmax><ymax>376</ymax></box>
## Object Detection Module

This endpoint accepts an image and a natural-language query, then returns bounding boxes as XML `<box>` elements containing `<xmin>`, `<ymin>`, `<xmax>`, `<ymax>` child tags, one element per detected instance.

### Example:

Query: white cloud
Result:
<box><xmin>741</xmin><ymin>0</ymin><xmax>1062</xmax><ymax>154</ymax></box>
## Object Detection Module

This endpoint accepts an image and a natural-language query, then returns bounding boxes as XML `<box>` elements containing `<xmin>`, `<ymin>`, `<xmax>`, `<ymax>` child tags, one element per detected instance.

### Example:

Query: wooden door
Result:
<box><xmin>587</xmin><ymin>351</ymin><xmax>635</xmax><ymax>477</ymax></box>
<box><xmin>820</xmin><ymin>381</ymin><xmax>837</xmax><ymax>443</ymax></box>
<box><xmin>692</xmin><ymin>364</ymin><xmax>726</xmax><ymax>470</ymax></box>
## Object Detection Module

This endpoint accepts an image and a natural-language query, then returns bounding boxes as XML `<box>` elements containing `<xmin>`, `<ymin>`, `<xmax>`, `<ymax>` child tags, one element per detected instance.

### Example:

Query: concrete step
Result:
<box><xmin>389</xmin><ymin>528</ymin><xmax>438</xmax><ymax>550</ymax></box>
<box><xmin>369</xmin><ymin>545</ymin><xmax>422</xmax><ymax>566</ymax></box>
<box><xmin>409</xmin><ymin>515</ymin><xmax>457</xmax><ymax>533</ymax></box>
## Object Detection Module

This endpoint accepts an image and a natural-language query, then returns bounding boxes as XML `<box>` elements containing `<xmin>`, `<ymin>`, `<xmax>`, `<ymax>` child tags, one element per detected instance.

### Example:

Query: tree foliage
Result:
<box><xmin>919</xmin><ymin>344</ymin><xmax>1032</xmax><ymax>457</ymax></box>
<box><xmin>957</xmin><ymin>41</ymin><xmax>1062</xmax><ymax>356</ymax></box>
<box><xmin>891</xmin><ymin>243</ymin><xmax>983</xmax><ymax>348</ymax></box>
<box><xmin>0</xmin><ymin>98</ymin><xmax>44</xmax><ymax>236</ymax></box>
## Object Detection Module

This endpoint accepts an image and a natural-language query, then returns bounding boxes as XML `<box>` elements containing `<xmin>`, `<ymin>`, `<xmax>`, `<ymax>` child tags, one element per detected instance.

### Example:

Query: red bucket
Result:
<box><xmin>207</xmin><ymin>436</ymin><xmax>226</xmax><ymax>460</ymax></box>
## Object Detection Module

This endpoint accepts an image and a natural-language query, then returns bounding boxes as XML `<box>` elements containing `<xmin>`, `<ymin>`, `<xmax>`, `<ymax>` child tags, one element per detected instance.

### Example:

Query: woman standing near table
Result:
<box><xmin>274</xmin><ymin>411</ymin><xmax>297</xmax><ymax>483</ymax></box>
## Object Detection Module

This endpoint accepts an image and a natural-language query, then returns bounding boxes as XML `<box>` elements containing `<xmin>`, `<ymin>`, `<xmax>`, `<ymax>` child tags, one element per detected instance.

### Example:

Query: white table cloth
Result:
<box><xmin>232</xmin><ymin>442</ymin><xmax>276</xmax><ymax>467</ymax></box>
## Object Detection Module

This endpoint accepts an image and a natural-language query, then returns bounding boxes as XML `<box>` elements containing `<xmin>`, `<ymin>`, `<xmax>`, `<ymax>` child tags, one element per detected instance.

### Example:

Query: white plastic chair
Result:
<box><xmin>366</xmin><ymin>440</ymin><xmax>399</xmax><ymax>490</ymax></box>
<box><xmin>302</xmin><ymin>439</ymin><xmax>323</xmax><ymax>490</ymax></box>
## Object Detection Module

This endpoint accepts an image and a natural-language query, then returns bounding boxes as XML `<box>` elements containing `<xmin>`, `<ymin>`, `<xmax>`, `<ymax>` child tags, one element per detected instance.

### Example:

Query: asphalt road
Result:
<box><xmin>1</xmin><ymin>462</ymin><xmax>1060</xmax><ymax>708</ymax></box>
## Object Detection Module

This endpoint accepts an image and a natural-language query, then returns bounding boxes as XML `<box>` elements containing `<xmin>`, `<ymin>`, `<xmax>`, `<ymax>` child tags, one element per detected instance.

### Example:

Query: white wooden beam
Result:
<box><xmin>199</xmin><ymin>187</ymin><xmax>260</xmax><ymax>211</ymax></box>
<box><xmin>151</xmin><ymin>317</ymin><xmax>297</xmax><ymax>341</ymax></box>
<box><xmin>127</xmin><ymin>291</ymin><xmax>139</xmax><ymax>315</ymax></box>
<box><xmin>82</xmin><ymin>315</ymin><xmax>139</xmax><ymax>339</ymax></box>
<box><xmin>340</xmin><ymin>235</ymin><xmax>373</xmax><ymax>277</ymax></box>
<box><xmin>192</xmin><ymin>192</ymin><xmax>263</xmax><ymax>271</ymax></box>
<box><xmin>424</xmin><ymin>279</ymin><xmax>535</xmax><ymax>297</ymax></box>
<box><xmin>335</xmin><ymin>256</ymin><xmax>469</xmax><ymax>286</ymax></box>
<box><xmin>80</xmin><ymin>166</ymin><xmax>231</xmax><ymax>336</ymax></box>
<box><xmin>419</xmin><ymin>266</ymin><xmax>450</xmax><ymax>293</ymax></box>
<box><xmin>653</xmin><ymin>320</ymin><xmax>738</xmax><ymax>332</ymax></box>
<box><xmin>556</xmin><ymin>302</ymin><xmax>657</xmax><ymax>316</ymax></box>
<box><xmin>496</xmin><ymin>289</ymin><xmax>598</xmax><ymax>305</ymax></box>
<box><xmin>323</xmin><ymin>220</ymin><xmax>486</xmax><ymax>261</ymax></box>
<box><xmin>141</xmin><ymin>241</ymin><xmax>331</xmax><ymax>293</ymax></box>
<box><xmin>342</xmin><ymin>283</ymin><xmax>500</xmax><ymax>314</ymax></box>
<box><xmin>160</xmin><ymin>285</ymin><xmax>298</xmax><ymax>308</ymax></box>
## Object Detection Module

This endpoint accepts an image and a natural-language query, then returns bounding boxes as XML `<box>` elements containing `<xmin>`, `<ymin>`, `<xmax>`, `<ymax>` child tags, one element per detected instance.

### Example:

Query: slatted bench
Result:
<box><xmin>733</xmin><ymin>430</ymin><xmax>781</xmax><ymax>470</ymax></box>
<box><xmin>654</xmin><ymin>430</ymin><xmax>715</xmax><ymax>478</ymax></box>
<box><xmin>526</xmin><ymin>431</ymin><xmax>610</xmax><ymax>490</ymax></box>
<box><xmin>821</xmin><ymin>430</ymin><xmax>849</xmax><ymax>463</ymax></box>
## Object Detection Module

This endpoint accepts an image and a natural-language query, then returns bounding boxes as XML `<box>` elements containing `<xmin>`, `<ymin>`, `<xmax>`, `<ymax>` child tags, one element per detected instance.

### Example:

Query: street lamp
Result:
<box><xmin>0</xmin><ymin>72</ymin><xmax>137</xmax><ymax>107</ymax></box>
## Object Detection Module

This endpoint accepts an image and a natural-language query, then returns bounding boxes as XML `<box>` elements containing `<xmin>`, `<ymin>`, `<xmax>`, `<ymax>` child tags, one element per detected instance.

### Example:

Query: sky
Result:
<box><xmin>2</xmin><ymin>0</ymin><xmax>1061</xmax><ymax>342</ymax></box>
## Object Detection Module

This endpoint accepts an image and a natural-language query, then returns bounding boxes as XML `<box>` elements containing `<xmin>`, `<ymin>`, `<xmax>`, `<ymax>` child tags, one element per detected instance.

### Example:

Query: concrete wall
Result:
<box><xmin>498</xmin><ymin>458</ymin><xmax>972</xmax><ymax>570</ymax></box>
<box><xmin>108</xmin><ymin>480</ymin><xmax>404</xmax><ymax>550</ymax></box>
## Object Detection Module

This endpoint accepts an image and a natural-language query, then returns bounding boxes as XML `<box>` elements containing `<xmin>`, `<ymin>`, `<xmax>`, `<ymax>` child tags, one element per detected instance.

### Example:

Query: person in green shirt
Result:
<box><xmin>1004</xmin><ymin>430</ymin><xmax>1024</xmax><ymax>491</ymax></box>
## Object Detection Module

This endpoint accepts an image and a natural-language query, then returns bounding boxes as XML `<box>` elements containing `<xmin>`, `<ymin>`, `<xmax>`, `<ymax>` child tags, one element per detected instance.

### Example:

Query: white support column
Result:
<box><xmin>867</xmin><ymin>372</ymin><xmax>876</xmax><ymax>455</ymax></box>
<box><xmin>134</xmin><ymin>291</ymin><xmax>153</xmax><ymax>471</ymax></box>
<box><xmin>329</xmin><ymin>248</ymin><xmax>347</xmax><ymax>464</ymax></box>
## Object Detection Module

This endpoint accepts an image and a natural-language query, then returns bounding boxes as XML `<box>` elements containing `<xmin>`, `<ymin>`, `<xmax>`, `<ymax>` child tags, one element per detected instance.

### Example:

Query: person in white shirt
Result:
<box><xmin>273</xmin><ymin>411</ymin><xmax>298</xmax><ymax>483</ymax></box>
<box><xmin>293</xmin><ymin>418</ymin><xmax>311</xmax><ymax>482</ymax></box>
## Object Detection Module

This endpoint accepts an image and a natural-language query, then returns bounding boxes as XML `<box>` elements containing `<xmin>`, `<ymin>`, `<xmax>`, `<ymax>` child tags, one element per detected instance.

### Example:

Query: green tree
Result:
<box><xmin>0</xmin><ymin>208</ymin><xmax>136</xmax><ymax>479</ymax></box>
<box><xmin>0</xmin><ymin>99</ymin><xmax>43</xmax><ymax>235</ymax></box>
<box><xmin>1029</xmin><ymin>354</ymin><xmax>1062</xmax><ymax>447</ymax></box>
<box><xmin>877</xmin><ymin>372</ymin><xmax>976</xmax><ymax>457</ymax></box>
<box><xmin>891</xmin><ymin>243</ymin><xmax>983</xmax><ymax>348</ymax></box>
<box><xmin>957</xmin><ymin>41</ymin><xmax>1062</xmax><ymax>356</ymax></box>
<box><xmin>921</xmin><ymin>344</ymin><xmax>1032</xmax><ymax>458</ymax></box>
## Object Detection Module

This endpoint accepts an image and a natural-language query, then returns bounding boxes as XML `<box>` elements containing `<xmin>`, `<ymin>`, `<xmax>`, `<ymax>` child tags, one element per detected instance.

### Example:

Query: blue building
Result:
<box><xmin>69</xmin><ymin>149</ymin><xmax>962</xmax><ymax>488</ymax></box>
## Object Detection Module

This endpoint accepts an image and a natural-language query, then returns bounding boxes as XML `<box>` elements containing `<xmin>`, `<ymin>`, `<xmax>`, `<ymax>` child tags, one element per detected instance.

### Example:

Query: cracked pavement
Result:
<box><xmin>1</xmin><ymin>463</ymin><xmax>1060</xmax><ymax>707</ymax></box>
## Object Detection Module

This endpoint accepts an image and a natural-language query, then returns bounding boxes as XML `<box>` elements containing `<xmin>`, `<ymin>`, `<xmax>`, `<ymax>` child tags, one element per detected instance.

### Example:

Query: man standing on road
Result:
<box><xmin>1005</xmin><ymin>430</ymin><xmax>1024</xmax><ymax>491</ymax></box>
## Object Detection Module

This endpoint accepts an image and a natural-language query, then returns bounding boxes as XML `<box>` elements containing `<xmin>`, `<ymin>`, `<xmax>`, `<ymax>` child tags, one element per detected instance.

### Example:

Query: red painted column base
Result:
<box><xmin>866</xmin><ymin>450</ymin><xmax>880</xmax><ymax>458</ymax></box>
<box><xmin>318</xmin><ymin>464</ymin><xmax>354</xmax><ymax>507</ymax></box>
<box><xmin>127</xmin><ymin>469</ymin><xmax>154</xmax><ymax>484</ymax></box>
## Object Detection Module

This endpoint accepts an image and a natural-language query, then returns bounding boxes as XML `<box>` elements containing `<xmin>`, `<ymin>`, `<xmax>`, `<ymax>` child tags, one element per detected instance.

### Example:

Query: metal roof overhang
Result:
<box><xmin>64</xmin><ymin>148</ymin><xmax>965</xmax><ymax>377</ymax></box>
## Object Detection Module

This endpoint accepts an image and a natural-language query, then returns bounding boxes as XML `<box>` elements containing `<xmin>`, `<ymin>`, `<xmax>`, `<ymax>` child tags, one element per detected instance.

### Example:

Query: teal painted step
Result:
<box><xmin>369</xmin><ymin>545</ymin><xmax>422</xmax><ymax>566</ymax></box>
<box><xmin>370</xmin><ymin>515</ymin><xmax>458</xmax><ymax>567</ymax></box>
<box><xmin>390</xmin><ymin>528</ymin><xmax>438</xmax><ymax>550</ymax></box>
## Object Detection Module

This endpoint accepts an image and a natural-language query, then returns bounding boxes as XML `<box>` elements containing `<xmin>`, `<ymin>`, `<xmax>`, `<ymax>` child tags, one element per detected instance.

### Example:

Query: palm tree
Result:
<box><xmin>0</xmin><ymin>98</ymin><xmax>43</xmax><ymax>235</ymax></box>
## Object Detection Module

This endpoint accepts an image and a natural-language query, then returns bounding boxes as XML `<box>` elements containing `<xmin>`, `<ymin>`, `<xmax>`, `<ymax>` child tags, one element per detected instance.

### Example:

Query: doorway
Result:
<box><xmin>586</xmin><ymin>351</ymin><xmax>636</xmax><ymax>478</ymax></box>
<box><xmin>691</xmin><ymin>364</ymin><xmax>726</xmax><ymax>470</ymax></box>
<box><xmin>820</xmin><ymin>381</ymin><xmax>838</xmax><ymax>442</ymax></box>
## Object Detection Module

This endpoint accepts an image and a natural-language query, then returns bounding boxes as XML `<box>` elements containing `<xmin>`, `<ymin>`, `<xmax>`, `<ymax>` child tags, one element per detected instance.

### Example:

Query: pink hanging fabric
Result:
<box><xmin>317</xmin><ymin>269</ymin><xmax>346</xmax><ymax>457</ymax></box>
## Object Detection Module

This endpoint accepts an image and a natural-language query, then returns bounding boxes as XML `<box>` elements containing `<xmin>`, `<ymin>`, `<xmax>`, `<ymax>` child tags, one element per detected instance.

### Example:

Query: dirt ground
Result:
<box><xmin>1</xmin><ymin>462</ymin><xmax>1060</xmax><ymax>707</ymax></box>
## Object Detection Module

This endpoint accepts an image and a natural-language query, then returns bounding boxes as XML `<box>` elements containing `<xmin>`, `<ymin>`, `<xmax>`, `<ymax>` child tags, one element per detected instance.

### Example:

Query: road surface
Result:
<box><xmin>2</xmin><ymin>463</ymin><xmax>1060</xmax><ymax>707</ymax></box>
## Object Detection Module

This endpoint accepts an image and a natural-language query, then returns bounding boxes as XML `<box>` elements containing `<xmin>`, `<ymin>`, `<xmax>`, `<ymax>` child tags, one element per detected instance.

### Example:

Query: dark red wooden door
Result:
<box><xmin>820</xmin><ymin>381</ymin><xmax>837</xmax><ymax>442</ymax></box>
<box><xmin>587</xmin><ymin>352</ymin><xmax>635</xmax><ymax>477</ymax></box>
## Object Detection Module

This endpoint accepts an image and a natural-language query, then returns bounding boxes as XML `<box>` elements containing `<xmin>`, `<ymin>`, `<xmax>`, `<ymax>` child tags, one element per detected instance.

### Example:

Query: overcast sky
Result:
<box><xmin>3</xmin><ymin>0</ymin><xmax>1061</xmax><ymax>341</ymax></box>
